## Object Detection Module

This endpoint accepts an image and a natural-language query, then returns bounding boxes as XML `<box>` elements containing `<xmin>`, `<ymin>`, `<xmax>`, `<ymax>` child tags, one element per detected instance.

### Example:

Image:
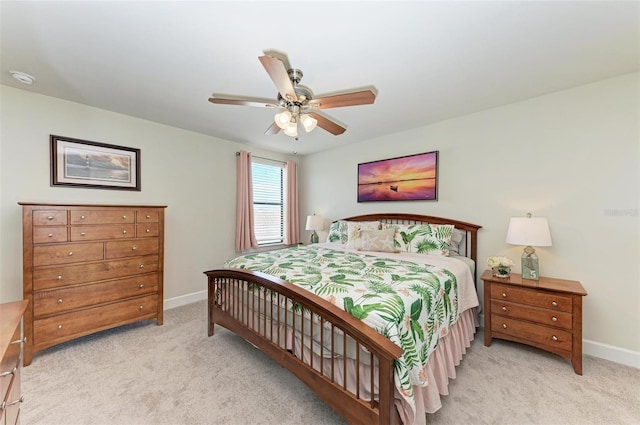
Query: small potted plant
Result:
<box><xmin>487</xmin><ymin>256</ymin><xmax>514</xmax><ymax>278</ymax></box>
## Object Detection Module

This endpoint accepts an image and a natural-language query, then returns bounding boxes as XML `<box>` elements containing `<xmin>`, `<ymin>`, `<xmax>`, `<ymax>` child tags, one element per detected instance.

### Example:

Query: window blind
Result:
<box><xmin>252</xmin><ymin>158</ymin><xmax>284</xmax><ymax>245</ymax></box>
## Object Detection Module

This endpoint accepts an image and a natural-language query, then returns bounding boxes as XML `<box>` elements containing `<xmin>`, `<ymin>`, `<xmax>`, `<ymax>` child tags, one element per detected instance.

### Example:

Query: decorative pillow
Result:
<box><xmin>357</xmin><ymin>228</ymin><xmax>398</xmax><ymax>253</ymax></box>
<box><xmin>386</xmin><ymin>223</ymin><xmax>454</xmax><ymax>256</ymax></box>
<box><xmin>326</xmin><ymin>220</ymin><xmax>349</xmax><ymax>244</ymax></box>
<box><xmin>345</xmin><ymin>221</ymin><xmax>381</xmax><ymax>249</ymax></box>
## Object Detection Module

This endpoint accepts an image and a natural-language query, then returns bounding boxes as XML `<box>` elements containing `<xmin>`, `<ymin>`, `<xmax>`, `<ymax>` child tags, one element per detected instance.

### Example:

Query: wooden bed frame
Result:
<box><xmin>204</xmin><ymin>213</ymin><xmax>481</xmax><ymax>425</ymax></box>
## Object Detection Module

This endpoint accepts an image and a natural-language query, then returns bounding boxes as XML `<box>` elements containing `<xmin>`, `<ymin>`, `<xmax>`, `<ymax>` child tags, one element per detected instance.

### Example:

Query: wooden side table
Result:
<box><xmin>482</xmin><ymin>270</ymin><xmax>588</xmax><ymax>375</ymax></box>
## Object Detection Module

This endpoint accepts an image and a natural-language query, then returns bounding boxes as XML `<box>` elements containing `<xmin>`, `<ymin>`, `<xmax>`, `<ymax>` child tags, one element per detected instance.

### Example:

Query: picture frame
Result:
<box><xmin>357</xmin><ymin>151</ymin><xmax>438</xmax><ymax>202</ymax></box>
<box><xmin>50</xmin><ymin>135</ymin><xmax>141</xmax><ymax>191</ymax></box>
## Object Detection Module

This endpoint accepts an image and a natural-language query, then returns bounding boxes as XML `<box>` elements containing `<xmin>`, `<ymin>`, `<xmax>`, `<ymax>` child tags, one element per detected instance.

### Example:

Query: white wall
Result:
<box><xmin>0</xmin><ymin>85</ymin><xmax>293</xmax><ymax>306</ymax></box>
<box><xmin>299</xmin><ymin>73</ymin><xmax>640</xmax><ymax>362</ymax></box>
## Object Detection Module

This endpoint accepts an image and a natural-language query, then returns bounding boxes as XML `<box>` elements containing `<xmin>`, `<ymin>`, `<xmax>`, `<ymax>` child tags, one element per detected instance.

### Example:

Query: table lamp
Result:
<box><xmin>305</xmin><ymin>215</ymin><xmax>323</xmax><ymax>244</ymax></box>
<box><xmin>505</xmin><ymin>213</ymin><xmax>552</xmax><ymax>280</ymax></box>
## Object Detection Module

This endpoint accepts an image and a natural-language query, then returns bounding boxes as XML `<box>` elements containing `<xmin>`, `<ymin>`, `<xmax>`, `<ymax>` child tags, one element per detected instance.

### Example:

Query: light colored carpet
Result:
<box><xmin>22</xmin><ymin>301</ymin><xmax>639</xmax><ymax>425</ymax></box>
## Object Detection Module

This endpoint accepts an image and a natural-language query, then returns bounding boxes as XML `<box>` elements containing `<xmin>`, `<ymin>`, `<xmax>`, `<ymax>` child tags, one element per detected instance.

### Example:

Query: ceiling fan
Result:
<box><xmin>208</xmin><ymin>52</ymin><xmax>376</xmax><ymax>138</ymax></box>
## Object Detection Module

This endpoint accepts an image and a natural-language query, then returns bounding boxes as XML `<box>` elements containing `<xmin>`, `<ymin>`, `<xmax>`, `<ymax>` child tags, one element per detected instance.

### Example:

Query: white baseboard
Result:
<box><xmin>478</xmin><ymin>313</ymin><xmax>639</xmax><ymax>369</ymax></box>
<box><xmin>164</xmin><ymin>290</ymin><xmax>207</xmax><ymax>310</ymax></box>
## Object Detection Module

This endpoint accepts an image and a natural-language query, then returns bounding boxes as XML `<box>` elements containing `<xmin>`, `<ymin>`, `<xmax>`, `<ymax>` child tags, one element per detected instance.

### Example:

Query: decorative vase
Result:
<box><xmin>492</xmin><ymin>266</ymin><xmax>511</xmax><ymax>278</ymax></box>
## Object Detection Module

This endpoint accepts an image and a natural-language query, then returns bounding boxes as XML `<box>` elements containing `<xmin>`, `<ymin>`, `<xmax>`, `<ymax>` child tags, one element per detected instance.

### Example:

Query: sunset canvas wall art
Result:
<box><xmin>357</xmin><ymin>151</ymin><xmax>438</xmax><ymax>202</ymax></box>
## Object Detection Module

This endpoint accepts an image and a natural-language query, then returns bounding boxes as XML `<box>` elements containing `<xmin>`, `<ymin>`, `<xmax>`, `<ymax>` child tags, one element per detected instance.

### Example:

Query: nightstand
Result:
<box><xmin>482</xmin><ymin>270</ymin><xmax>588</xmax><ymax>375</ymax></box>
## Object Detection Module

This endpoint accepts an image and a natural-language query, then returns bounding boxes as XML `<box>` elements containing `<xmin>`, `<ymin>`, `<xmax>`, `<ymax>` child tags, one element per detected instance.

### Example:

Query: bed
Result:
<box><xmin>204</xmin><ymin>213</ymin><xmax>481</xmax><ymax>425</ymax></box>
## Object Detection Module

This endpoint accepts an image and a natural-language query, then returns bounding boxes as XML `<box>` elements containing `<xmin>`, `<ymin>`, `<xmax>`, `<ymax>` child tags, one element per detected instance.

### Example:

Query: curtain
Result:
<box><xmin>235</xmin><ymin>151</ymin><xmax>258</xmax><ymax>251</ymax></box>
<box><xmin>284</xmin><ymin>160</ymin><xmax>299</xmax><ymax>245</ymax></box>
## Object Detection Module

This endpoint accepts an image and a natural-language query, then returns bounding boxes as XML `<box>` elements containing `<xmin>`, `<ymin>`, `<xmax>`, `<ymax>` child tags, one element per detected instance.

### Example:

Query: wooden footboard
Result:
<box><xmin>205</xmin><ymin>268</ymin><xmax>404</xmax><ymax>425</ymax></box>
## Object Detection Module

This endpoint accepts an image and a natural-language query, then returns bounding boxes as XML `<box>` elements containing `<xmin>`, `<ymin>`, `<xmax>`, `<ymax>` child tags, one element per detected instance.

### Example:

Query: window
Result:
<box><xmin>252</xmin><ymin>158</ymin><xmax>285</xmax><ymax>245</ymax></box>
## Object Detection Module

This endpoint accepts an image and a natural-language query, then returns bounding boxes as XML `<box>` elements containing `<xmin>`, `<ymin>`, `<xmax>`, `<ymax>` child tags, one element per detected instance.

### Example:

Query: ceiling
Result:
<box><xmin>1</xmin><ymin>1</ymin><xmax>638</xmax><ymax>156</ymax></box>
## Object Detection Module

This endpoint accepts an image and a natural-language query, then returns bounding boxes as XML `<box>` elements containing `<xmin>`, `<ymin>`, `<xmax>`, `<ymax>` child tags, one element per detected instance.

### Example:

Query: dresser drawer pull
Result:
<box><xmin>502</xmin><ymin>293</ymin><xmax>507</xmax><ymax>298</ymax></box>
<box><xmin>551</xmin><ymin>335</ymin><xmax>558</xmax><ymax>341</ymax></box>
<box><xmin>48</xmin><ymin>233</ymin><xmax>53</xmax><ymax>237</ymax></box>
<box><xmin>551</xmin><ymin>316</ymin><xmax>558</xmax><ymax>322</ymax></box>
<box><xmin>139</xmin><ymin>305</ymin><xmax>144</xmax><ymax>310</ymax></box>
<box><xmin>6</xmin><ymin>396</ymin><xmax>24</xmax><ymax>407</ymax></box>
<box><xmin>123</xmin><ymin>230</ymin><xmax>128</xmax><ymax>234</ymax></box>
<box><xmin>57</xmin><ymin>298</ymin><xmax>63</xmax><ymax>304</ymax></box>
<box><xmin>146</xmin><ymin>215</ymin><xmax>151</xmax><ymax>219</ymax></box>
<box><xmin>80</xmin><ymin>215</ymin><xmax>86</xmax><ymax>220</ymax></box>
<box><xmin>145</xmin><ymin>228</ymin><xmax>151</xmax><ymax>233</ymax></box>
<box><xmin>47</xmin><ymin>215</ymin><xmax>54</xmax><ymax>220</ymax></box>
<box><xmin>58</xmin><ymin>324</ymin><xmax>63</xmax><ymax>330</ymax></box>
<box><xmin>139</xmin><ymin>264</ymin><xmax>144</xmax><ymax>269</ymax></box>
<box><xmin>10</xmin><ymin>337</ymin><xmax>26</xmax><ymax>345</ymax></box>
<box><xmin>501</xmin><ymin>306</ymin><xmax>507</xmax><ymax>312</ymax></box>
<box><xmin>57</xmin><ymin>275</ymin><xmax>63</xmax><ymax>280</ymax></box>
<box><xmin>123</xmin><ymin>215</ymin><xmax>128</xmax><ymax>219</ymax></box>
<box><xmin>139</xmin><ymin>284</ymin><xmax>144</xmax><ymax>288</ymax></box>
<box><xmin>502</xmin><ymin>323</ymin><xmax>507</xmax><ymax>329</ymax></box>
<box><xmin>132</xmin><ymin>246</ymin><xmax>137</xmax><ymax>251</ymax></box>
<box><xmin>68</xmin><ymin>251</ymin><xmax>73</xmax><ymax>256</ymax></box>
<box><xmin>0</xmin><ymin>367</ymin><xmax>17</xmax><ymax>378</ymax></box>
<box><xmin>80</xmin><ymin>232</ymin><xmax>86</xmax><ymax>236</ymax></box>
<box><xmin>551</xmin><ymin>301</ymin><xmax>558</xmax><ymax>306</ymax></box>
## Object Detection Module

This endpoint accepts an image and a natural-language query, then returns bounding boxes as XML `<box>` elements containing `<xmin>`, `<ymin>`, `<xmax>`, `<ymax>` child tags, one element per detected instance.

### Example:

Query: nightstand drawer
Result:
<box><xmin>491</xmin><ymin>283</ymin><xmax>572</xmax><ymax>313</ymax></box>
<box><xmin>490</xmin><ymin>300</ymin><xmax>573</xmax><ymax>330</ymax></box>
<box><xmin>491</xmin><ymin>315</ymin><xmax>572</xmax><ymax>352</ymax></box>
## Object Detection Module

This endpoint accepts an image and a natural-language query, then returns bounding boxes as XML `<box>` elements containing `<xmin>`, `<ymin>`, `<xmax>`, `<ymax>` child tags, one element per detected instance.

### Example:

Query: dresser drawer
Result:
<box><xmin>33</xmin><ymin>242</ymin><xmax>104</xmax><ymax>267</ymax></box>
<box><xmin>491</xmin><ymin>283</ymin><xmax>572</xmax><ymax>313</ymax></box>
<box><xmin>33</xmin><ymin>255</ymin><xmax>159</xmax><ymax>291</ymax></box>
<box><xmin>33</xmin><ymin>273</ymin><xmax>159</xmax><ymax>317</ymax></box>
<box><xmin>70</xmin><ymin>210</ymin><xmax>135</xmax><ymax>225</ymax></box>
<box><xmin>136</xmin><ymin>223</ymin><xmax>159</xmax><ymax>237</ymax></box>
<box><xmin>33</xmin><ymin>295</ymin><xmax>158</xmax><ymax>345</ymax></box>
<box><xmin>33</xmin><ymin>226</ymin><xmax>68</xmax><ymax>244</ymax></box>
<box><xmin>491</xmin><ymin>315</ymin><xmax>572</xmax><ymax>352</ymax></box>
<box><xmin>70</xmin><ymin>224</ymin><xmax>135</xmax><ymax>241</ymax></box>
<box><xmin>137</xmin><ymin>209</ymin><xmax>159</xmax><ymax>223</ymax></box>
<box><xmin>490</xmin><ymin>300</ymin><xmax>572</xmax><ymax>330</ymax></box>
<box><xmin>105</xmin><ymin>238</ymin><xmax>159</xmax><ymax>259</ymax></box>
<box><xmin>33</xmin><ymin>210</ymin><xmax>67</xmax><ymax>226</ymax></box>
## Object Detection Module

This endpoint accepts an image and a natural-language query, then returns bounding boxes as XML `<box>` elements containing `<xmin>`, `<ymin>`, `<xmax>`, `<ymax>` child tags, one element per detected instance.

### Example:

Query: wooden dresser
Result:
<box><xmin>482</xmin><ymin>270</ymin><xmax>587</xmax><ymax>375</ymax></box>
<box><xmin>1</xmin><ymin>300</ymin><xmax>28</xmax><ymax>425</ymax></box>
<box><xmin>20</xmin><ymin>203</ymin><xmax>166</xmax><ymax>366</ymax></box>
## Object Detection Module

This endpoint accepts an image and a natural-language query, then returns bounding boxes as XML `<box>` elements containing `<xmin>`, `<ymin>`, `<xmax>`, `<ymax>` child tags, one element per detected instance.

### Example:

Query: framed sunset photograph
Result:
<box><xmin>357</xmin><ymin>151</ymin><xmax>438</xmax><ymax>202</ymax></box>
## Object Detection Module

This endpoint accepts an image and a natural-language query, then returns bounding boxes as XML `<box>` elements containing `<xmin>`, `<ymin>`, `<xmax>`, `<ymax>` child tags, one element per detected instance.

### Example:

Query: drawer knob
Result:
<box><xmin>139</xmin><ymin>305</ymin><xmax>144</xmax><ymax>310</ymax></box>
<box><xmin>551</xmin><ymin>316</ymin><xmax>558</xmax><ymax>322</ymax></box>
<box><xmin>501</xmin><ymin>292</ymin><xmax>507</xmax><ymax>298</ymax></box>
<box><xmin>139</xmin><ymin>284</ymin><xmax>144</xmax><ymax>288</ymax></box>
<box><xmin>146</xmin><ymin>215</ymin><xmax>151</xmax><ymax>219</ymax></box>
<box><xmin>57</xmin><ymin>298</ymin><xmax>63</xmax><ymax>304</ymax></box>
<box><xmin>47</xmin><ymin>215</ymin><xmax>54</xmax><ymax>220</ymax></box>
<box><xmin>57</xmin><ymin>324</ymin><xmax>63</xmax><ymax>330</ymax></box>
<box><xmin>68</xmin><ymin>251</ymin><xmax>73</xmax><ymax>256</ymax></box>
<box><xmin>501</xmin><ymin>306</ymin><xmax>507</xmax><ymax>312</ymax></box>
<box><xmin>80</xmin><ymin>232</ymin><xmax>86</xmax><ymax>236</ymax></box>
<box><xmin>552</xmin><ymin>335</ymin><xmax>558</xmax><ymax>341</ymax></box>
<box><xmin>551</xmin><ymin>301</ymin><xmax>558</xmax><ymax>307</ymax></box>
<box><xmin>502</xmin><ymin>323</ymin><xmax>507</xmax><ymax>329</ymax></box>
<box><xmin>132</xmin><ymin>246</ymin><xmax>137</xmax><ymax>251</ymax></box>
<box><xmin>145</xmin><ymin>228</ymin><xmax>151</xmax><ymax>233</ymax></box>
<box><xmin>123</xmin><ymin>215</ymin><xmax>128</xmax><ymax>219</ymax></box>
<box><xmin>0</xmin><ymin>367</ymin><xmax>17</xmax><ymax>378</ymax></box>
<box><xmin>48</xmin><ymin>233</ymin><xmax>53</xmax><ymax>238</ymax></box>
<box><xmin>57</xmin><ymin>275</ymin><xmax>62</xmax><ymax>280</ymax></box>
<box><xmin>139</xmin><ymin>264</ymin><xmax>144</xmax><ymax>269</ymax></box>
<box><xmin>80</xmin><ymin>215</ymin><xmax>85</xmax><ymax>220</ymax></box>
<box><xmin>122</xmin><ymin>230</ymin><xmax>127</xmax><ymax>234</ymax></box>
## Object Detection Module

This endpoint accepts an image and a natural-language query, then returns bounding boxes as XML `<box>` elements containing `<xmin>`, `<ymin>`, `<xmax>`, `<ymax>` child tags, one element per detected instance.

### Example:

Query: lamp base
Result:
<box><xmin>521</xmin><ymin>246</ymin><xmax>539</xmax><ymax>280</ymax></box>
<box><xmin>310</xmin><ymin>230</ymin><xmax>319</xmax><ymax>244</ymax></box>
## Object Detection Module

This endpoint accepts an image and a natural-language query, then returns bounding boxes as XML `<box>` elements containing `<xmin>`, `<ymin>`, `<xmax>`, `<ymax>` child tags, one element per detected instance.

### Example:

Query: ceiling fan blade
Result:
<box><xmin>308</xmin><ymin>112</ymin><xmax>346</xmax><ymax>135</ymax></box>
<box><xmin>308</xmin><ymin>89</ymin><xmax>375</xmax><ymax>110</ymax></box>
<box><xmin>258</xmin><ymin>55</ymin><xmax>298</xmax><ymax>102</ymax></box>
<box><xmin>208</xmin><ymin>96</ymin><xmax>278</xmax><ymax>108</ymax></box>
<box><xmin>264</xmin><ymin>122</ymin><xmax>281</xmax><ymax>135</ymax></box>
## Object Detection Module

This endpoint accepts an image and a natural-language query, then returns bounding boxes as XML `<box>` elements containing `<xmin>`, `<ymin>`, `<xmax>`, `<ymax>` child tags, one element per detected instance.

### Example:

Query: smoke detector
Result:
<box><xmin>9</xmin><ymin>70</ymin><xmax>36</xmax><ymax>85</ymax></box>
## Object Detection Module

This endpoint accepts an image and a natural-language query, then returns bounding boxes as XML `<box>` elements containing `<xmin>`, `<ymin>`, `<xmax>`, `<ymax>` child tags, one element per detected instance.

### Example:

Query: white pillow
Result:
<box><xmin>345</xmin><ymin>221</ymin><xmax>381</xmax><ymax>249</ymax></box>
<box><xmin>357</xmin><ymin>228</ymin><xmax>398</xmax><ymax>253</ymax></box>
<box><xmin>385</xmin><ymin>223</ymin><xmax>454</xmax><ymax>256</ymax></box>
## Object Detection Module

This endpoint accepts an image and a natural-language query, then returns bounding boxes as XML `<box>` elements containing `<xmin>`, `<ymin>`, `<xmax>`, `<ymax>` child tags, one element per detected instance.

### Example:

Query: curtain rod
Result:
<box><xmin>235</xmin><ymin>152</ymin><xmax>274</xmax><ymax>162</ymax></box>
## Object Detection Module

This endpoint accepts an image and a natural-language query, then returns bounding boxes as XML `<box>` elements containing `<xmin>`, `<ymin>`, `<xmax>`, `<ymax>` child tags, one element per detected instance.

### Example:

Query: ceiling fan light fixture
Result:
<box><xmin>274</xmin><ymin>110</ymin><xmax>291</xmax><ymax>129</ymax></box>
<box><xmin>300</xmin><ymin>114</ymin><xmax>318</xmax><ymax>133</ymax></box>
<box><xmin>284</xmin><ymin>121</ymin><xmax>298</xmax><ymax>137</ymax></box>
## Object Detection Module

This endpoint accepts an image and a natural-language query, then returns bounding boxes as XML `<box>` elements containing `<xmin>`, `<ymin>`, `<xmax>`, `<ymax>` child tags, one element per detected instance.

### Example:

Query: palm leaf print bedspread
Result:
<box><xmin>226</xmin><ymin>244</ymin><xmax>462</xmax><ymax>413</ymax></box>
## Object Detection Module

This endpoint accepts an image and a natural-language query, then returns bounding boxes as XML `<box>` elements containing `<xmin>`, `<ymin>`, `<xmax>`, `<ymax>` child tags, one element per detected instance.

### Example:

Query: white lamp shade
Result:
<box><xmin>300</xmin><ymin>114</ymin><xmax>318</xmax><ymax>132</ymax></box>
<box><xmin>305</xmin><ymin>215</ymin><xmax>324</xmax><ymax>231</ymax></box>
<box><xmin>284</xmin><ymin>121</ymin><xmax>298</xmax><ymax>137</ymax></box>
<box><xmin>505</xmin><ymin>216</ymin><xmax>552</xmax><ymax>247</ymax></box>
<box><xmin>274</xmin><ymin>110</ymin><xmax>292</xmax><ymax>129</ymax></box>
